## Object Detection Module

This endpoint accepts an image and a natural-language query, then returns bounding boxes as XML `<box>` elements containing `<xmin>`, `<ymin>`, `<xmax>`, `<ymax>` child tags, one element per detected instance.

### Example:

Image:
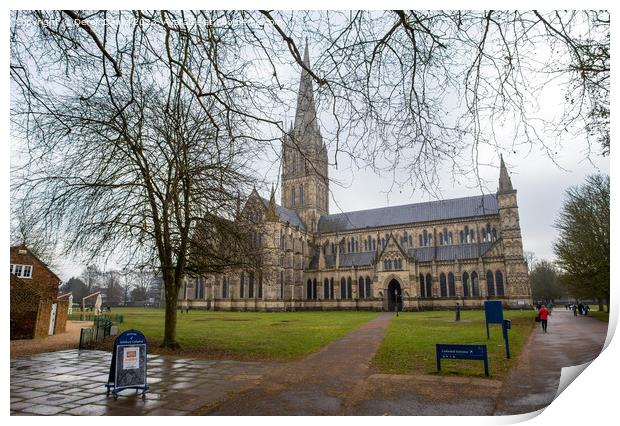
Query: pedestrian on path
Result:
<box><xmin>538</xmin><ymin>305</ymin><xmax>549</xmax><ymax>333</ymax></box>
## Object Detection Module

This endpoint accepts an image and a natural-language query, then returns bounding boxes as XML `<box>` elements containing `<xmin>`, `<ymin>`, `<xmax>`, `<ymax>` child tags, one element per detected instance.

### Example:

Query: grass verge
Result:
<box><xmin>106</xmin><ymin>307</ymin><xmax>379</xmax><ymax>360</ymax></box>
<box><xmin>372</xmin><ymin>310</ymin><xmax>535</xmax><ymax>379</ymax></box>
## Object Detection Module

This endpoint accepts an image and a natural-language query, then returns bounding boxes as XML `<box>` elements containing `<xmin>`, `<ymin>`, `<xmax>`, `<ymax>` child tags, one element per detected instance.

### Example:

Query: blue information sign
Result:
<box><xmin>436</xmin><ymin>344</ymin><xmax>489</xmax><ymax>376</ymax></box>
<box><xmin>484</xmin><ymin>301</ymin><xmax>504</xmax><ymax>339</ymax></box>
<box><xmin>105</xmin><ymin>329</ymin><xmax>149</xmax><ymax>399</ymax></box>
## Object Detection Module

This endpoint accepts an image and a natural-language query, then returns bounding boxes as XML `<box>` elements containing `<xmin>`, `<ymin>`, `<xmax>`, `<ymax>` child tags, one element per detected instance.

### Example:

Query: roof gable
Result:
<box><xmin>258</xmin><ymin>196</ymin><xmax>306</xmax><ymax>230</ymax></box>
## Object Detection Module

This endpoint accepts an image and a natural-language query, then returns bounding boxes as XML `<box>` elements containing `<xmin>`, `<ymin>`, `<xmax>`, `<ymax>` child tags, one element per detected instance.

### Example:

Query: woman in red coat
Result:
<box><xmin>538</xmin><ymin>305</ymin><xmax>550</xmax><ymax>333</ymax></box>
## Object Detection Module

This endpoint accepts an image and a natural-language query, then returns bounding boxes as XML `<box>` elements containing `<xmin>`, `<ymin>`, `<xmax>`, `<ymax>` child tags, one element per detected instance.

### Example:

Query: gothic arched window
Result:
<box><xmin>347</xmin><ymin>277</ymin><xmax>353</xmax><ymax>299</ymax></box>
<box><xmin>358</xmin><ymin>277</ymin><xmax>365</xmax><ymax>299</ymax></box>
<box><xmin>312</xmin><ymin>279</ymin><xmax>317</xmax><ymax>300</ymax></box>
<box><xmin>291</xmin><ymin>188</ymin><xmax>296</xmax><ymax>207</ymax></box>
<box><xmin>439</xmin><ymin>232</ymin><xmax>444</xmax><ymax>245</ymax></box>
<box><xmin>448</xmin><ymin>272</ymin><xmax>456</xmax><ymax>297</ymax></box>
<box><xmin>496</xmin><ymin>271</ymin><xmax>505</xmax><ymax>296</ymax></box>
<box><xmin>462</xmin><ymin>272</ymin><xmax>469</xmax><ymax>297</ymax></box>
<box><xmin>307</xmin><ymin>279</ymin><xmax>313</xmax><ymax>300</ymax></box>
<box><xmin>471</xmin><ymin>272</ymin><xmax>480</xmax><ymax>296</ymax></box>
<box><xmin>340</xmin><ymin>277</ymin><xmax>346</xmax><ymax>299</ymax></box>
<box><xmin>365</xmin><ymin>276</ymin><xmax>372</xmax><ymax>299</ymax></box>
<box><xmin>240</xmin><ymin>272</ymin><xmax>245</xmax><ymax>298</ymax></box>
<box><xmin>448</xmin><ymin>232</ymin><xmax>453</xmax><ymax>244</ymax></box>
<box><xmin>425</xmin><ymin>273</ymin><xmax>433</xmax><ymax>298</ymax></box>
<box><xmin>222</xmin><ymin>277</ymin><xmax>229</xmax><ymax>299</ymax></box>
<box><xmin>323</xmin><ymin>278</ymin><xmax>329</xmax><ymax>299</ymax></box>
<box><xmin>460</xmin><ymin>231</ymin><xmax>465</xmax><ymax>244</ymax></box>
<box><xmin>486</xmin><ymin>270</ymin><xmax>495</xmax><ymax>296</ymax></box>
<box><xmin>419</xmin><ymin>273</ymin><xmax>426</xmax><ymax>298</ymax></box>
<box><xmin>440</xmin><ymin>273</ymin><xmax>447</xmax><ymax>297</ymax></box>
<box><xmin>258</xmin><ymin>272</ymin><xmax>263</xmax><ymax>299</ymax></box>
<box><xmin>330</xmin><ymin>278</ymin><xmax>335</xmax><ymax>299</ymax></box>
<box><xmin>249</xmin><ymin>272</ymin><xmax>255</xmax><ymax>298</ymax></box>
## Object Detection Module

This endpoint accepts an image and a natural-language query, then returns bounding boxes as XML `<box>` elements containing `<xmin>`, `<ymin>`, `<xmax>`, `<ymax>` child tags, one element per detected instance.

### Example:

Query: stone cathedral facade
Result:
<box><xmin>178</xmin><ymin>45</ymin><xmax>532</xmax><ymax>311</ymax></box>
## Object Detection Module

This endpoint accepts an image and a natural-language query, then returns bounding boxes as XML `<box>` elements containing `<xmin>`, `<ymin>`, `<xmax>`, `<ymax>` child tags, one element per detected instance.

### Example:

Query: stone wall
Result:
<box><xmin>34</xmin><ymin>301</ymin><xmax>52</xmax><ymax>338</ymax></box>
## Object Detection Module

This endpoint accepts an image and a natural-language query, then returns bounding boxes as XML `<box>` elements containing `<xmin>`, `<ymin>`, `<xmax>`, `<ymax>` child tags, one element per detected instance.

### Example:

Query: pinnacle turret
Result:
<box><xmin>498</xmin><ymin>155</ymin><xmax>515</xmax><ymax>194</ymax></box>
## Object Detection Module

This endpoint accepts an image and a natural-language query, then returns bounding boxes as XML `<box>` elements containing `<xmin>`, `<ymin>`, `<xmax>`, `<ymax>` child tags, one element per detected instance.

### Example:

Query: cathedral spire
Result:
<box><xmin>498</xmin><ymin>154</ymin><xmax>515</xmax><ymax>193</ymax></box>
<box><xmin>266</xmin><ymin>185</ymin><xmax>279</xmax><ymax>222</ymax></box>
<box><xmin>293</xmin><ymin>39</ymin><xmax>319</xmax><ymax>137</ymax></box>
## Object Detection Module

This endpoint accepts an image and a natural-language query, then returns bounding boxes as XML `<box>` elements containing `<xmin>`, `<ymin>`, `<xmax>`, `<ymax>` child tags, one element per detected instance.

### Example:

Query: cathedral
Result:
<box><xmin>178</xmin><ymin>44</ymin><xmax>532</xmax><ymax>311</ymax></box>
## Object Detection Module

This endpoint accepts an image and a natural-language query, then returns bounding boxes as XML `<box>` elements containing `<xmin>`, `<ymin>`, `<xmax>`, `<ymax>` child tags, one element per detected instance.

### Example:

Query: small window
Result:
<box><xmin>11</xmin><ymin>264</ymin><xmax>33</xmax><ymax>278</ymax></box>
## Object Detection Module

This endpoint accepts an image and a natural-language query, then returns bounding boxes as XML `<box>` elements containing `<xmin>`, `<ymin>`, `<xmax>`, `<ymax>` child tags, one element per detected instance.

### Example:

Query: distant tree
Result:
<box><xmin>59</xmin><ymin>277</ymin><xmax>88</xmax><ymax>301</ymax></box>
<box><xmin>80</xmin><ymin>265</ymin><xmax>103</xmax><ymax>294</ymax></box>
<box><xmin>530</xmin><ymin>260</ymin><xmax>564</xmax><ymax>303</ymax></box>
<box><xmin>130</xmin><ymin>287</ymin><xmax>148</xmax><ymax>303</ymax></box>
<box><xmin>554</xmin><ymin>174</ymin><xmax>609</xmax><ymax>311</ymax></box>
<box><xmin>102</xmin><ymin>271</ymin><xmax>124</xmax><ymax>306</ymax></box>
<box><xmin>523</xmin><ymin>251</ymin><xmax>537</xmax><ymax>273</ymax></box>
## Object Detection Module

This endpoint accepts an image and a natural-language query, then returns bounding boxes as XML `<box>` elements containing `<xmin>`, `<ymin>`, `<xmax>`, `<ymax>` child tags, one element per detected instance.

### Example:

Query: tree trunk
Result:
<box><xmin>597</xmin><ymin>298</ymin><xmax>604</xmax><ymax>312</ymax></box>
<box><xmin>161</xmin><ymin>277</ymin><xmax>181</xmax><ymax>350</ymax></box>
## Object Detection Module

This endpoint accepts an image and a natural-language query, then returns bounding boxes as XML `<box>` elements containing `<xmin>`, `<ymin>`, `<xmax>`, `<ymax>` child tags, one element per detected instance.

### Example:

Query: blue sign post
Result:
<box><xmin>484</xmin><ymin>300</ymin><xmax>504</xmax><ymax>339</ymax></box>
<box><xmin>436</xmin><ymin>344</ymin><xmax>489</xmax><ymax>377</ymax></box>
<box><xmin>105</xmin><ymin>329</ymin><xmax>149</xmax><ymax>399</ymax></box>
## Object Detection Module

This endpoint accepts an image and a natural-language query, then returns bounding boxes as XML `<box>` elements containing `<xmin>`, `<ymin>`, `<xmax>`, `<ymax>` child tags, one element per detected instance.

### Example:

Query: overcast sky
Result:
<box><xmin>9</xmin><ymin>12</ymin><xmax>608</xmax><ymax>281</ymax></box>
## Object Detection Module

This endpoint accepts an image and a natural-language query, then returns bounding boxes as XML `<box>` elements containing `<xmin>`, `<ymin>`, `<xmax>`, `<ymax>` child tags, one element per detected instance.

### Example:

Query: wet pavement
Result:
<box><xmin>10</xmin><ymin>349</ymin><xmax>275</xmax><ymax>415</ymax></box>
<box><xmin>9</xmin><ymin>310</ymin><xmax>608</xmax><ymax>416</ymax></box>
<box><xmin>494</xmin><ymin>310</ymin><xmax>608</xmax><ymax>415</ymax></box>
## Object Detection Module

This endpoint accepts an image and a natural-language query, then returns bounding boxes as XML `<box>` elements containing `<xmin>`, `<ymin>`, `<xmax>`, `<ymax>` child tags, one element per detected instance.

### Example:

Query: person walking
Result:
<box><xmin>538</xmin><ymin>304</ymin><xmax>550</xmax><ymax>333</ymax></box>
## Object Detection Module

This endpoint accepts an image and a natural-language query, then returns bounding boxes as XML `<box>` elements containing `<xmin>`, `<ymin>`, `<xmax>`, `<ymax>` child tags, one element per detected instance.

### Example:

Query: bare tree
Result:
<box><xmin>11</xmin><ymin>11</ymin><xmax>273</xmax><ymax>348</ymax></box>
<box><xmin>10</xmin><ymin>10</ymin><xmax>610</xmax><ymax>346</ymax></box>
<box><xmin>260</xmin><ymin>10</ymin><xmax>609</xmax><ymax>192</ymax></box>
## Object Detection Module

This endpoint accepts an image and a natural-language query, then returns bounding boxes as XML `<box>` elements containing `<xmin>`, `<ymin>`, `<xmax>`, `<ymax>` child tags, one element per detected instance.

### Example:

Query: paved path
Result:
<box><xmin>493</xmin><ymin>310</ymin><xmax>608</xmax><ymax>415</ymax></box>
<box><xmin>10</xmin><ymin>311</ymin><xmax>608</xmax><ymax>416</ymax></box>
<box><xmin>11</xmin><ymin>321</ymin><xmax>91</xmax><ymax>357</ymax></box>
<box><xmin>10</xmin><ymin>350</ymin><xmax>275</xmax><ymax>415</ymax></box>
<box><xmin>198</xmin><ymin>312</ymin><xmax>394</xmax><ymax>415</ymax></box>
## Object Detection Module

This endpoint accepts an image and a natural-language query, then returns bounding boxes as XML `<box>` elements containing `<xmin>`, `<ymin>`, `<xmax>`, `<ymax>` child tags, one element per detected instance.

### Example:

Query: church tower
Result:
<box><xmin>496</xmin><ymin>156</ymin><xmax>531</xmax><ymax>301</ymax></box>
<box><xmin>281</xmin><ymin>41</ymin><xmax>329</xmax><ymax>233</ymax></box>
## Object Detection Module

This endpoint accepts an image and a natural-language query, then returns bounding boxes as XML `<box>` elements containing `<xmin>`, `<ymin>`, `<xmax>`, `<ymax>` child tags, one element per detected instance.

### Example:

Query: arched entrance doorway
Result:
<box><xmin>387</xmin><ymin>279</ymin><xmax>402</xmax><ymax>311</ymax></box>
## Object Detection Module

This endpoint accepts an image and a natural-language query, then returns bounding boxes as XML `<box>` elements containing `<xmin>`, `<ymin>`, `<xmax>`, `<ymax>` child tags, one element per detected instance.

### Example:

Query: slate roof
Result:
<box><xmin>318</xmin><ymin>194</ymin><xmax>499</xmax><ymax>233</ymax></box>
<box><xmin>260</xmin><ymin>197</ymin><xmax>305</xmax><ymax>230</ymax></box>
<box><xmin>408</xmin><ymin>242</ymin><xmax>494</xmax><ymax>262</ymax></box>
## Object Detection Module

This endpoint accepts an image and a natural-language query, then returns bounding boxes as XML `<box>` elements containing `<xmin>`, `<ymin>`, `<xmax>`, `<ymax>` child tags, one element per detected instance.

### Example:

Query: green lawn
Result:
<box><xmin>372</xmin><ymin>310</ymin><xmax>535</xmax><ymax>378</ymax></box>
<box><xmin>588</xmin><ymin>310</ymin><xmax>609</xmax><ymax>322</ymax></box>
<box><xmin>112</xmin><ymin>307</ymin><xmax>379</xmax><ymax>360</ymax></box>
